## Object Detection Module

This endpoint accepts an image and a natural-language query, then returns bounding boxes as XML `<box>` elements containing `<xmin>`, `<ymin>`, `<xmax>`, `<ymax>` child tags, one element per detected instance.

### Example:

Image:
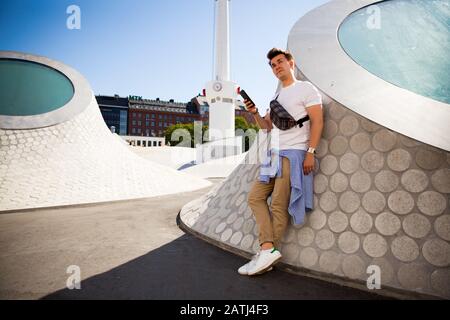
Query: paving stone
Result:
<box><xmin>391</xmin><ymin>236</ymin><xmax>419</xmax><ymax>262</ymax></box>
<box><xmin>328</xmin><ymin>103</ymin><xmax>347</xmax><ymax>121</ymax></box>
<box><xmin>316</xmin><ymin>139</ymin><xmax>328</xmax><ymax>158</ymax></box>
<box><xmin>362</xmin><ymin>190</ymin><xmax>386</xmax><ymax>214</ymax></box>
<box><xmin>402</xmin><ymin>213</ymin><xmax>431</xmax><ymax>239</ymax></box>
<box><xmin>314</xmin><ymin>174</ymin><xmax>328</xmax><ymax>194</ymax></box>
<box><xmin>329</xmin><ymin>135</ymin><xmax>349</xmax><ymax>156</ymax></box>
<box><xmin>361</xmin><ymin>150</ymin><xmax>384</xmax><ymax>173</ymax></box>
<box><xmin>315</xmin><ymin>229</ymin><xmax>335</xmax><ymax>250</ymax></box>
<box><xmin>422</xmin><ymin>239</ymin><xmax>450</xmax><ymax>267</ymax></box>
<box><xmin>319</xmin><ymin>251</ymin><xmax>342</xmax><ymax>273</ymax></box>
<box><xmin>434</xmin><ymin>214</ymin><xmax>450</xmax><ymax>241</ymax></box>
<box><xmin>350</xmin><ymin>209</ymin><xmax>373</xmax><ymax>234</ymax></box>
<box><xmin>230</xmin><ymin>231</ymin><xmax>243</xmax><ymax>245</ymax></box>
<box><xmin>339</xmin><ymin>115</ymin><xmax>359</xmax><ymax>136</ymax></box>
<box><xmin>397</xmin><ymin>263</ymin><xmax>429</xmax><ymax>290</ymax></box>
<box><xmin>297</xmin><ymin>227</ymin><xmax>315</xmax><ymax>246</ymax></box>
<box><xmin>330</xmin><ymin>172</ymin><xmax>348</xmax><ymax>193</ymax></box>
<box><xmin>387</xmin><ymin>149</ymin><xmax>411</xmax><ymax>172</ymax></box>
<box><xmin>328</xmin><ymin>211</ymin><xmax>349</xmax><ymax>233</ymax></box>
<box><xmin>374</xmin><ymin>170</ymin><xmax>399</xmax><ymax>193</ymax></box>
<box><xmin>221</xmin><ymin>228</ymin><xmax>233</xmax><ymax>242</ymax></box>
<box><xmin>431</xmin><ymin>169</ymin><xmax>450</xmax><ymax>193</ymax></box>
<box><xmin>430</xmin><ymin>269</ymin><xmax>450</xmax><ymax>298</ymax></box>
<box><xmin>363</xmin><ymin>233</ymin><xmax>388</xmax><ymax>258</ymax></box>
<box><xmin>349</xmin><ymin>132</ymin><xmax>371</xmax><ymax>154</ymax></box>
<box><xmin>299</xmin><ymin>247</ymin><xmax>318</xmax><ymax>268</ymax></box>
<box><xmin>401</xmin><ymin>169</ymin><xmax>429</xmax><ymax>193</ymax></box>
<box><xmin>415</xmin><ymin>148</ymin><xmax>445</xmax><ymax>170</ymax></box>
<box><xmin>373</xmin><ymin>129</ymin><xmax>397</xmax><ymax>152</ymax></box>
<box><xmin>338</xmin><ymin>231</ymin><xmax>360</xmax><ymax>254</ymax></box>
<box><xmin>323</xmin><ymin>120</ymin><xmax>338</xmax><ymax>139</ymax></box>
<box><xmin>361</xmin><ymin>118</ymin><xmax>381</xmax><ymax>132</ymax></box>
<box><xmin>240</xmin><ymin>234</ymin><xmax>254</xmax><ymax>249</ymax></box>
<box><xmin>342</xmin><ymin>255</ymin><xmax>365</xmax><ymax>279</ymax></box>
<box><xmin>350</xmin><ymin>170</ymin><xmax>371</xmax><ymax>193</ymax></box>
<box><xmin>340</xmin><ymin>153</ymin><xmax>360</xmax><ymax>174</ymax></box>
<box><xmin>339</xmin><ymin>191</ymin><xmax>360</xmax><ymax>213</ymax></box>
<box><xmin>320</xmin><ymin>155</ymin><xmax>338</xmax><ymax>176</ymax></box>
<box><xmin>388</xmin><ymin>191</ymin><xmax>414</xmax><ymax>215</ymax></box>
<box><xmin>308</xmin><ymin>209</ymin><xmax>327</xmax><ymax>230</ymax></box>
<box><xmin>417</xmin><ymin>191</ymin><xmax>447</xmax><ymax>216</ymax></box>
<box><xmin>319</xmin><ymin>191</ymin><xmax>338</xmax><ymax>212</ymax></box>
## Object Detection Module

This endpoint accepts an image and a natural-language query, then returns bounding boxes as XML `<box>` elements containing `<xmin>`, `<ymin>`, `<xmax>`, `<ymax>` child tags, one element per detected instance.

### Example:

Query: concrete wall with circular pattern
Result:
<box><xmin>0</xmin><ymin>96</ymin><xmax>211</xmax><ymax>211</ymax></box>
<box><xmin>180</xmin><ymin>94</ymin><xmax>450</xmax><ymax>299</ymax></box>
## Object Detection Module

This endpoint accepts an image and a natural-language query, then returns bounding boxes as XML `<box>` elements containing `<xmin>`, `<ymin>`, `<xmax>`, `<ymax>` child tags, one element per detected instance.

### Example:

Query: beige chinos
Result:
<box><xmin>248</xmin><ymin>156</ymin><xmax>291</xmax><ymax>249</ymax></box>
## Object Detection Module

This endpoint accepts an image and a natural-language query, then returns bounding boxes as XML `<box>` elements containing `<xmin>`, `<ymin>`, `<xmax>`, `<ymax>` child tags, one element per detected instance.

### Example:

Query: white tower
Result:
<box><xmin>205</xmin><ymin>0</ymin><xmax>239</xmax><ymax>141</ymax></box>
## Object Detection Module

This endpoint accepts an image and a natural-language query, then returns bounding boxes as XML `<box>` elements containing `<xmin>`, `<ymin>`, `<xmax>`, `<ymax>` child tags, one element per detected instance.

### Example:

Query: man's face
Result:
<box><xmin>269</xmin><ymin>54</ymin><xmax>294</xmax><ymax>81</ymax></box>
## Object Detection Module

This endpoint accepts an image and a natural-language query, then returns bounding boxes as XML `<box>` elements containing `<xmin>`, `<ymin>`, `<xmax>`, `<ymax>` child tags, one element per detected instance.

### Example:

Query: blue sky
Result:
<box><xmin>0</xmin><ymin>0</ymin><xmax>329</xmax><ymax>113</ymax></box>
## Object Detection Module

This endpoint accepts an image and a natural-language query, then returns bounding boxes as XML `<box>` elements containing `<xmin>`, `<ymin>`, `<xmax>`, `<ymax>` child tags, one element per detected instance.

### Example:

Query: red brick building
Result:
<box><xmin>128</xmin><ymin>96</ymin><xmax>256</xmax><ymax>137</ymax></box>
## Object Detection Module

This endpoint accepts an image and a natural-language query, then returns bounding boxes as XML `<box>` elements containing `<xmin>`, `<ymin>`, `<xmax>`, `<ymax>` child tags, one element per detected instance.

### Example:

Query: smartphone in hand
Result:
<box><xmin>239</xmin><ymin>89</ymin><xmax>256</xmax><ymax>110</ymax></box>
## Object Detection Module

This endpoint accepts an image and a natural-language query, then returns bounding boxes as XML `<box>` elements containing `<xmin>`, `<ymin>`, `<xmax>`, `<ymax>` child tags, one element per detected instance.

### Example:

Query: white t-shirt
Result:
<box><xmin>269</xmin><ymin>80</ymin><xmax>322</xmax><ymax>150</ymax></box>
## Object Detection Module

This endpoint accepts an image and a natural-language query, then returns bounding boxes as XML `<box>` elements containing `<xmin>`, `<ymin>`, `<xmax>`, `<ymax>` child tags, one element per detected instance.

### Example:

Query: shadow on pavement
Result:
<box><xmin>42</xmin><ymin>234</ymin><xmax>389</xmax><ymax>300</ymax></box>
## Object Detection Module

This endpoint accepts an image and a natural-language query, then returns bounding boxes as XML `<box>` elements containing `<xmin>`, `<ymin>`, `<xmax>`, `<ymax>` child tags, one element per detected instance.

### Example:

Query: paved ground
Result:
<box><xmin>0</xmin><ymin>179</ymin><xmax>387</xmax><ymax>300</ymax></box>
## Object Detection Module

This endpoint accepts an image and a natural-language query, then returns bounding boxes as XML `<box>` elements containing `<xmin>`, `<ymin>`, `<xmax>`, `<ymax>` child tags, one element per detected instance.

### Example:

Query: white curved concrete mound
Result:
<box><xmin>180</xmin><ymin>99</ymin><xmax>450</xmax><ymax>299</ymax></box>
<box><xmin>179</xmin><ymin>0</ymin><xmax>450</xmax><ymax>299</ymax></box>
<box><xmin>0</xmin><ymin>52</ymin><xmax>211</xmax><ymax>211</ymax></box>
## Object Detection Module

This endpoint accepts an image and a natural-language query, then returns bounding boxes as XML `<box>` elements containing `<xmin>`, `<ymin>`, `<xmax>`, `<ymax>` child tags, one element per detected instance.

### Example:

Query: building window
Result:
<box><xmin>146</xmin><ymin>121</ymin><xmax>149</xmax><ymax>126</ymax></box>
<box><xmin>138</xmin><ymin>113</ymin><xmax>141</xmax><ymax>118</ymax></box>
<box><xmin>152</xmin><ymin>114</ymin><xmax>155</xmax><ymax>119</ymax></box>
<box><xmin>137</xmin><ymin>140</ymin><xmax>141</xmax><ymax>146</ymax></box>
<box><xmin>132</xmin><ymin>113</ymin><xmax>136</xmax><ymax>118</ymax></box>
<box><xmin>151</xmin><ymin>121</ymin><xmax>155</xmax><ymax>126</ymax></box>
<box><xmin>146</xmin><ymin>129</ymin><xmax>149</xmax><ymax>136</ymax></box>
<box><xmin>132</xmin><ymin>128</ymin><xmax>136</xmax><ymax>134</ymax></box>
<box><xmin>137</xmin><ymin>128</ymin><xmax>141</xmax><ymax>134</ymax></box>
<box><xmin>159</xmin><ymin>122</ymin><xmax>162</xmax><ymax>127</ymax></box>
<box><xmin>153</xmin><ymin>141</ymin><xmax>157</xmax><ymax>147</ymax></box>
<box><xmin>132</xmin><ymin>120</ymin><xmax>136</xmax><ymax>125</ymax></box>
<box><xmin>164</xmin><ymin>115</ymin><xmax>167</xmax><ymax>119</ymax></box>
<box><xmin>119</xmin><ymin>110</ymin><xmax>127</xmax><ymax>135</ymax></box>
<box><xmin>145</xmin><ymin>114</ymin><xmax>149</xmax><ymax>120</ymax></box>
<box><xmin>159</xmin><ymin>115</ymin><xmax>162</xmax><ymax>119</ymax></box>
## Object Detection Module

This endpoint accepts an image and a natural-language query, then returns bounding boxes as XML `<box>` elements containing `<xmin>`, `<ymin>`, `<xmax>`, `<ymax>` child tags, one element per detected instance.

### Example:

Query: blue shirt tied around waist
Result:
<box><xmin>259</xmin><ymin>148</ymin><xmax>314</xmax><ymax>225</ymax></box>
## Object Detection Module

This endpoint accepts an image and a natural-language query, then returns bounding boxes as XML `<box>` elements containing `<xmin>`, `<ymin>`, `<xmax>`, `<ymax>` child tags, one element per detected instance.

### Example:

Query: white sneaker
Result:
<box><xmin>238</xmin><ymin>253</ymin><xmax>273</xmax><ymax>275</ymax></box>
<box><xmin>247</xmin><ymin>248</ymin><xmax>282</xmax><ymax>276</ymax></box>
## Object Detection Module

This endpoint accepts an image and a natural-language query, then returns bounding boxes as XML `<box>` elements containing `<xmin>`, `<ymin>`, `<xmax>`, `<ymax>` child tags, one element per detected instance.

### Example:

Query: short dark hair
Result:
<box><xmin>266</xmin><ymin>48</ymin><xmax>294</xmax><ymax>62</ymax></box>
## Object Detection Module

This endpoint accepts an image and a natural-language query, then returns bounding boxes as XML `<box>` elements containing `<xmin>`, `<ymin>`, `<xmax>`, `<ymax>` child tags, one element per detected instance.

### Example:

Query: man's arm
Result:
<box><xmin>303</xmin><ymin>104</ymin><xmax>323</xmax><ymax>175</ymax></box>
<box><xmin>244</xmin><ymin>100</ymin><xmax>273</xmax><ymax>131</ymax></box>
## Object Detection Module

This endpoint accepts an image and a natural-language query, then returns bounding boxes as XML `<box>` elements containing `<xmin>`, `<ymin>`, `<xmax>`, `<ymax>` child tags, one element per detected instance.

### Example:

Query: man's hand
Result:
<box><xmin>303</xmin><ymin>152</ymin><xmax>315</xmax><ymax>175</ymax></box>
<box><xmin>244</xmin><ymin>99</ymin><xmax>257</xmax><ymax>114</ymax></box>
